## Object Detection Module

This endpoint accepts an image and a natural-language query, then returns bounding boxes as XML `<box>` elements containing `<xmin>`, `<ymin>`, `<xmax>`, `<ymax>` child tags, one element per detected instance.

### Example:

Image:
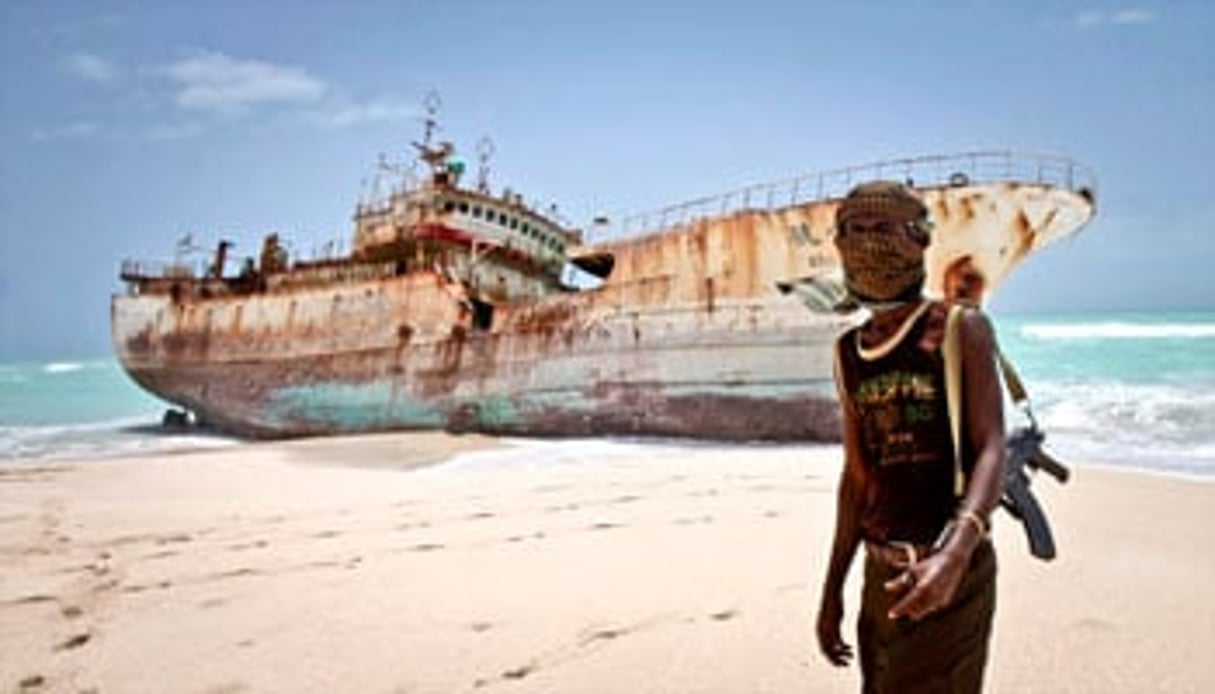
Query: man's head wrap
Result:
<box><xmin>835</xmin><ymin>180</ymin><xmax>932</xmax><ymax>236</ymax></box>
<box><xmin>833</xmin><ymin>181</ymin><xmax>932</xmax><ymax>304</ymax></box>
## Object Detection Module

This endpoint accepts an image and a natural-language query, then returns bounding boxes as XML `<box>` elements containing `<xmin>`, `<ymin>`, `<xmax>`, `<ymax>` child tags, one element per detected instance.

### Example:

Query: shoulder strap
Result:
<box><xmin>833</xmin><ymin>333</ymin><xmax>854</xmax><ymax>414</ymax></box>
<box><xmin>997</xmin><ymin>352</ymin><xmax>1030</xmax><ymax>408</ymax></box>
<box><xmin>943</xmin><ymin>308</ymin><xmax>1035</xmax><ymax>497</ymax></box>
<box><xmin>942</xmin><ymin>304</ymin><xmax>966</xmax><ymax>497</ymax></box>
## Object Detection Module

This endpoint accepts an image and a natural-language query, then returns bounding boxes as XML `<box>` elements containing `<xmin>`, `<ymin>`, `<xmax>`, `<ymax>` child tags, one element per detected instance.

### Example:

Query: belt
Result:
<box><xmin>865</xmin><ymin>540</ymin><xmax>936</xmax><ymax>569</ymax></box>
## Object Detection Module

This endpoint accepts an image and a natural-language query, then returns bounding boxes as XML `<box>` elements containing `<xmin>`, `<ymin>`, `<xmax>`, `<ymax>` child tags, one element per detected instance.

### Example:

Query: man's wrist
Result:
<box><xmin>937</xmin><ymin>514</ymin><xmax>987</xmax><ymax>561</ymax></box>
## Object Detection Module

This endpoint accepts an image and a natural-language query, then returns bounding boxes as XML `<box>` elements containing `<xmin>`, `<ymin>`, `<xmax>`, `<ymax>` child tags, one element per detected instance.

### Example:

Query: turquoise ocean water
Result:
<box><xmin>1</xmin><ymin>311</ymin><xmax>1212</xmax><ymax>478</ymax></box>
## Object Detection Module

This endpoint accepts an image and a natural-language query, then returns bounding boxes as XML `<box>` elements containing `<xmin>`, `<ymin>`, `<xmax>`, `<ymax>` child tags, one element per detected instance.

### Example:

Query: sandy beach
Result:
<box><xmin>1</xmin><ymin>434</ymin><xmax>1211</xmax><ymax>693</ymax></box>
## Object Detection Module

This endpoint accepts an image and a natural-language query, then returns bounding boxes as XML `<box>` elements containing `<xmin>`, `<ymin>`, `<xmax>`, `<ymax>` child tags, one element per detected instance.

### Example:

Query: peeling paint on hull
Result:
<box><xmin>118</xmin><ymin>295</ymin><xmax>847</xmax><ymax>440</ymax></box>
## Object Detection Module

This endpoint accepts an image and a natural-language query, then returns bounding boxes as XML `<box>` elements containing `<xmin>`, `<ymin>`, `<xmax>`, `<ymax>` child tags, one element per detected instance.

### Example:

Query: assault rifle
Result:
<box><xmin>1002</xmin><ymin>423</ymin><xmax>1069</xmax><ymax>560</ymax></box>
<box><xmin>941</xmin><ymin>306</ymin><xmax>1070</xmax><ymax>562</ymax></box>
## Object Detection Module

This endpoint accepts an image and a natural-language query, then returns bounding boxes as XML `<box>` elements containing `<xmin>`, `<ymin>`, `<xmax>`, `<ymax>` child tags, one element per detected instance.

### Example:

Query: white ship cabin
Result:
<box><xmin>350</xmin><ymin>160</ymin><xmax>583</xmax><ymax>300</ymax></box>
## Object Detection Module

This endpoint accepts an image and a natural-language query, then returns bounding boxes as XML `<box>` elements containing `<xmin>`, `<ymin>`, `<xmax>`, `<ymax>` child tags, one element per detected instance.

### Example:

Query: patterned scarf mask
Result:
<box><xmin>835</xmin><ymin>227</ymin><xmax>926</xmax><ymax>303</ymax></box>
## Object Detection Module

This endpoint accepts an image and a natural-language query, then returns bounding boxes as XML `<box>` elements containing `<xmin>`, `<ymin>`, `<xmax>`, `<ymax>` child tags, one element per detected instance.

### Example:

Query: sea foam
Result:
<box><xmin>1021</xmin><ymin>322</ymin><xmax>1215</xmax><ymax>340</ymax></box>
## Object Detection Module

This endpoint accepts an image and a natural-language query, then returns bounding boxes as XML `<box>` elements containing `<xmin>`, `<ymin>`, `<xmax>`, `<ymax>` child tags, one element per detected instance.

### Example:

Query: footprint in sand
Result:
<box><xmin>53</xmin><ymin>631</ymin><xmax>91</xmax><ymax>652</ymax></box>
<box><xmin>9</xmin><ymin>594</ymin><xmax>56</xmax><ymax>606</ymax></box>
<box><xmin>504</xmin><ymin>531</ymin><xmax>546</xmax><ymax>543</ymax></box>
<box><xmin>154</xmin><ymin>533</ymin><xmax>194</xmax><ymax>546</ymax></box>
<box><xmin>407</xmin><ymin>542</ymin><xmax>445</xmax><ymax>552</ymax></box>
<box><xmin>587</xmin><ymin>521</ymin><xmax>623</xmax><ymax>531</ymax></box>
<box><xmin>210</xmin><ymin>568</ymin><xmax>259</xmax><ymax>580</ymax></box>
<box><xmin>580</xmin><ymin>627</ymin><xmax>623</xmax><ymax>644</ymax></box>
<box><xmin>120</xmin><ymin>580</ymin><xmax>173</xmax><ymax>595</ymax></box>
<box><xmin>500</xmin><ymin>664</ymin><xmax>536</xmax><ymax>681</ymax></box>
<box><xmin>227</xmin><ymin>539</ymin><xmax>269</xmax><ymax>552</ymax></box>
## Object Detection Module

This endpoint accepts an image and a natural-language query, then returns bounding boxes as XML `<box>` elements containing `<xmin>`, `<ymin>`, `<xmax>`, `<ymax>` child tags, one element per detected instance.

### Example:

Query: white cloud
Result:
<box><xmin>62</xmin><ymin>52</ymin><xmax>118</xmax><ymax>83</ymax></box>
<box><xmin>32</xmin><ymin>121</ymin><xmax>101</xmax><ymax>141</ymax></box>
<box><xmin>1072</xmin><ymin>11</ymin><xmax>1105</xmax><ymax>28</ymax></box>
<box><xmin>315</xmin><ymin>97</ymin><xmax>422</xmax><ymax>128</ymax></box>
<box><xmin>1071</xmin><ymin>8</ymin><xmax>1158</xmax><ymax>29</ymax></box>
<box><xmin>48</xmin><ymin>49</ymin><xmax>417</xmax><ymax>137</ymax></box>
<box><xmin>1111</xmin><ymin>9</ymin><xmax>1156</xmax><ymax>25</ymax></box>
<box><xmin>161</xmin><ymin>51</ymin><xmax>327</xmax><ymax>115</ymax></box>
<box><xmin>141</xmin><ymin>123</ymin><xmax>205</xmax><ymax>141</ymax></box>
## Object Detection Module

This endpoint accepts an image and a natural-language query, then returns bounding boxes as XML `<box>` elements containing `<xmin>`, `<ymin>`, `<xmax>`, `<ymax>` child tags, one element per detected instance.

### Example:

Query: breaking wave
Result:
<box><xmin>1020</xmin><ymin>321</ymin><xmax>1215</xmax><ymax>340</ymax></box>
<box><xmin>44</xmin><ymin>361</ymin><xmax>87</xmax><ymax>374</ymax></box>
<box><xmin>0</xmin><ymin>416</ymin><xmax>239</xmax><ymax>462</ymax></box>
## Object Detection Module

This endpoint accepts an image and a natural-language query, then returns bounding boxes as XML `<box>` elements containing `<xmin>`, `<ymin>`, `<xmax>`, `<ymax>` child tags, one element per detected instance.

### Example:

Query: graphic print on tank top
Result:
<box><xmin>852</xmin><ymin>369</ymin><xmax>942</xmax><ymax>467</ymax></box>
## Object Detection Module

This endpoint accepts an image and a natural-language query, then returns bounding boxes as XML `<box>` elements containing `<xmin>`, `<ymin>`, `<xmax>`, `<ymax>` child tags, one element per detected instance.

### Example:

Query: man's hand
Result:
<box><xmin>816</xmin><ymin>593</ymin><xmax>854</xmax><ymax>666</ymax></box>
<box><xmin>884</xmin><ymin>550</ymin><xmax>968</xmax><ymax>621</ymax></box>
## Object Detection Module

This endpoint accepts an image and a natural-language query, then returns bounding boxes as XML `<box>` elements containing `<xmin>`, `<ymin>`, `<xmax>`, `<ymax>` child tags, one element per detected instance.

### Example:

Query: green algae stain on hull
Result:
<box><xmin>267</xmin><ymin>381</ymin><xmax>447</xmax><ymax>433</ymax></box>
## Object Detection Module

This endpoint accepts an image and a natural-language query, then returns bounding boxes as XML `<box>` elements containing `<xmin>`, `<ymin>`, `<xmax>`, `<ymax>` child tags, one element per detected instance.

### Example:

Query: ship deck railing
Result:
<box><xmin>120</xmin><ymin>259</ymin><xmax>202</xmax><ymax>282</ymax></box>
<box><xmin>595</xmin><ymin>151</ymin><xmax>1097</xmax><ymax>244</ymax></box>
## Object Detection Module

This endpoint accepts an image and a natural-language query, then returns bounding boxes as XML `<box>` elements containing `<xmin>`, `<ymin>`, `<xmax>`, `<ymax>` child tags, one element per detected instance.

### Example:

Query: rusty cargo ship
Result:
<box><xmin>112</xmin><ymin>106</ymin><xmax>1096</xmax><ymax>441</ymax></box>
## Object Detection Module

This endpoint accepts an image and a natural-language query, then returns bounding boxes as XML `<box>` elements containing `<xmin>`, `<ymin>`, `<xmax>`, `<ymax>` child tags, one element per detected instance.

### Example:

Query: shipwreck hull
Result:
<box><xmin>115</xmin><ymin>275</ymin><xmax>848</xmax><ymax>440</ymax></box>
<box><xmin>122</xmin><ymin>342</ymin><xmax>843</xmax><ymax>441</ymax></box>
<box><xmin>113</xmin><ymin>152</ymin><xmax>1096</xmax><ymax>442</ymax></box>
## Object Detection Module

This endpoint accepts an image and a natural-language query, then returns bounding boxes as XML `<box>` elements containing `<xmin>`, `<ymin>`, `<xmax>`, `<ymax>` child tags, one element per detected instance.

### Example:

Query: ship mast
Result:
<box><xmin>412</xmin><ymin>91</ymin><xmax>453</xmax><ymax>180</ymax></box>
<box><xmin>476</xmin><ymin>136</ymin><xmax>494</xmax><ymax>194</ymax></box>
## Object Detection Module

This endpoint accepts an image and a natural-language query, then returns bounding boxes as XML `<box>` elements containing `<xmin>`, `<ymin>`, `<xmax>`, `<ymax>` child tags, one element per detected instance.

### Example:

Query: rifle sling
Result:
<box><xmin>943</xmin><ymin>305</ymin><xmax>966</xmax><ymax>497</ymax></box>
<box><xmin>942</xmin><ymin>305</ymin><xmax>1034</xmax><ymax>497</ymax></box>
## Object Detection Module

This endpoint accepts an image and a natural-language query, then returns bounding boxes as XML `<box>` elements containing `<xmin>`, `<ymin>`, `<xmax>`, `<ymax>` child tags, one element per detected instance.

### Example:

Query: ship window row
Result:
<box><xmin>441</xmin><ymin>199</ymin><xmax>566</xmax><ymax>253</ymax></box>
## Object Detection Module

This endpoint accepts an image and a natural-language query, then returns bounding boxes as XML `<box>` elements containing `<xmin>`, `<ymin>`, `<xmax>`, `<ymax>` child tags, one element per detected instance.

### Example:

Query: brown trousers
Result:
<box><xmin>858</xmin><ymin>541</ymin><xmax>996</xmax><ymax>694</ymax></box>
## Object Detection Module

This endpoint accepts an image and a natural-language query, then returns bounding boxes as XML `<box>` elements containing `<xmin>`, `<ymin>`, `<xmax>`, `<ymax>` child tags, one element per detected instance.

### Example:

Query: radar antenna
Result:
<box><xmin>476</xmin><ymin>136</ymin><xmax>495</xmax><ymax>193</ymax></box>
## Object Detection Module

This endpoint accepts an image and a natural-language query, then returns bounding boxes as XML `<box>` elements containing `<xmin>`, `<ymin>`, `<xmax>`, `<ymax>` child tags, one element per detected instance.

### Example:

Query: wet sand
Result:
<box><xmin>1</xmin><ymin>434</ymin><xmax>1211</xmax><ymax>692</ymax></box>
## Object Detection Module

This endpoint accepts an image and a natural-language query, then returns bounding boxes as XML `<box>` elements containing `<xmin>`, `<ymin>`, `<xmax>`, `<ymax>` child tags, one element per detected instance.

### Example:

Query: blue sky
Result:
<box><xmin>1</xmin><ymin>0</ymin><xmax>1212</xmax><ymax>360</ymax></box>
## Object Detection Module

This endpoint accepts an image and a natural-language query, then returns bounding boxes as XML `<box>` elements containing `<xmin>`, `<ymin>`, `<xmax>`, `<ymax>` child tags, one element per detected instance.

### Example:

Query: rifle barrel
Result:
<box><xmin>1030</xmin><ymin>449</ymin><xmax>1070</xmax><ymax>483</ymax></box>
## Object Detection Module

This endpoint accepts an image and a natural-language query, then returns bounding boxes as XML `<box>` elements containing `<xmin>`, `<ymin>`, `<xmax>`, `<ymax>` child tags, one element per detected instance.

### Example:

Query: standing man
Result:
<box><xmin>815</xmin><ymin>182</ymin><xmax>1006</xmax><ymax>693</ymax></box>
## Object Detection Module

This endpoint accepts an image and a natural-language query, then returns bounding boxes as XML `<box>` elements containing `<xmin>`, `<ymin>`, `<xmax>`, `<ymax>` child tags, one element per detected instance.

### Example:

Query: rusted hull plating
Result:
<box><xmin>112</xmin><ymin>175</ymin><xmax>1095</xmax><ymax>441</ymax></box>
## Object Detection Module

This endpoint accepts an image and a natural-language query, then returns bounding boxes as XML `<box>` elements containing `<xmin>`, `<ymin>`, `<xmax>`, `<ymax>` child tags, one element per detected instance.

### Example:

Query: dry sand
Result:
<box><xmin>1</xmin><ymin>433</ymin><xmax>1211</xmax><ymax>693</ymax></box>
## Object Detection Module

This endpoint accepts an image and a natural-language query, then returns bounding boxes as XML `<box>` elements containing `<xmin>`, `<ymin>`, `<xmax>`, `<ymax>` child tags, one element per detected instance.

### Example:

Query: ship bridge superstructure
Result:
<box><xmin>350</xmin><ymin>99</ymin><xmax>580</xmax><ymax>304</ymax></box>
